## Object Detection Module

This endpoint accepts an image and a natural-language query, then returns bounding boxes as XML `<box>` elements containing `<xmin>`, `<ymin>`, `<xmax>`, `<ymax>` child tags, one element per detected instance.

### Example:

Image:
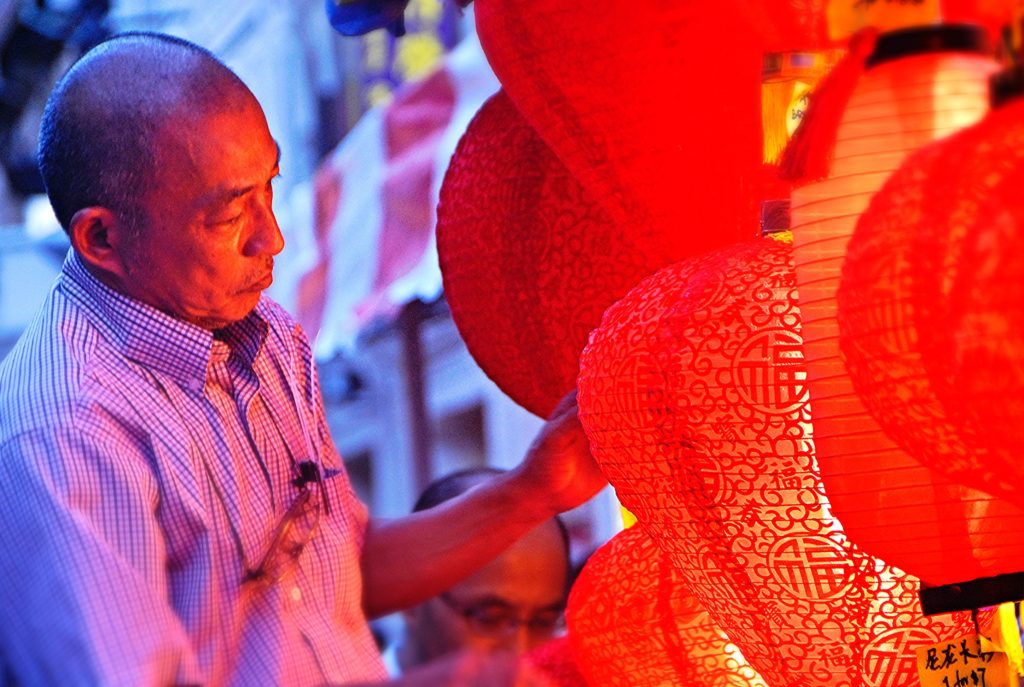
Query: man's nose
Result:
<box><xmin>496</xmin><ymin>622</ymin><xmax>539</xmax><ymax>655</ymax></box>
<box><xmin>244</xmin><ymin>204</ymin><xmax>284</xmax><ymax>257</ymax></box>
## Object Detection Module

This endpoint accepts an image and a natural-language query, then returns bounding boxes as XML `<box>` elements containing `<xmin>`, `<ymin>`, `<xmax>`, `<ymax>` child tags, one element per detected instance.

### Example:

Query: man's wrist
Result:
<box><xmin>497</xmin><ymin>465</ymin><xmax>561</xmax><ymax>524</ymax></box>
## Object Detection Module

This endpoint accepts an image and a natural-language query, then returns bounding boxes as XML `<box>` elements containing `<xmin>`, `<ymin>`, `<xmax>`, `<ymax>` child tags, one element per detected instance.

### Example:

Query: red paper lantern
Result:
<box><xmin>577</xmin><ymin>237</ymin><xmax>975</xmax><ymax>687</ymax></box>
<box><xmin>567</xmin><ymin>526</ymin><xmax>767</xmax><ymax>687</ymax></box>
<box><xmin>848</xmin><ymin>90</ymin><xmax>1024</xmax><ymax>505</ymax></box>
<box><xmin>437</xmin><ymin>90</ymin><xmax>773</xmax><ymax>417</ymax></box>
<box><xmin>837</xmin><ymin>111</ymin><xmax>1024</xmax><ymax>507</ymax></box>
<box><xmin>912</xmin><ymin>90</ymin><xmax>1024</xmax><ymax>475</ymax></box>
<box><xmin>942</xmin><ymin>140</ymin><xmax>1024</xmax><ymax>478</ymax></box>
<box><xmin>787</xmin><ymin>27</ymin><xmax>1024</xmax><ymax>586</ymax></box>
<box><xmin>473</xmin><ymin>0</ymin><xmax>767</xmax><ymax>259</ymax></box>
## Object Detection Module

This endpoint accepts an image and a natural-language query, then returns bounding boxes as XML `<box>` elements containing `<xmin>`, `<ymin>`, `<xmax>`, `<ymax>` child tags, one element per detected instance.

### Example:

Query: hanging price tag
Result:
<box><xmin>916</xmin><ymin>635</ymin><xmax>1015</xmax><ymax>687</ymax></box>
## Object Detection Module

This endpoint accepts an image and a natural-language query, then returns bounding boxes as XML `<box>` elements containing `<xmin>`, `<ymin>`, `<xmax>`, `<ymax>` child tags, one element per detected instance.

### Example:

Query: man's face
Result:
<box><xmin>119</xmin><ymin>94</ymin><xmax>283</xmax><ymax>330</ymax></box>
<box><xmin>407</xmin><ymin>520</ymin><xmax>569</xmax><ymax>660</ymax></box>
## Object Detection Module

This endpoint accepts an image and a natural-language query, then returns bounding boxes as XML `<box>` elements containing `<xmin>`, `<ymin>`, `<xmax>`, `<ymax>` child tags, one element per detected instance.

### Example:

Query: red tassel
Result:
<box><xmin>780</xmin><ymin>29</ymin><xmax>878</xmax><ymax>183</ymax></box>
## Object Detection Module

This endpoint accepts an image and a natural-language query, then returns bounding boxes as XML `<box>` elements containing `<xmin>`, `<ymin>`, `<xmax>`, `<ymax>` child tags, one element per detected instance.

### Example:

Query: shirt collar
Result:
<box><xmin>60</xmin><ymin>250</ymin><xmax>269</xmax><ymax>390</ymax></box>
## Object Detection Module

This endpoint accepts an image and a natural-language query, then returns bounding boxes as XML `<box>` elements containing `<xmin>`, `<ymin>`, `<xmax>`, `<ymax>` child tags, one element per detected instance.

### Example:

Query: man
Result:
<box><xmin>385</xmin><ymin>469</ymin><xmax>571</xmax><ymax>676</ymax></box>
<box><xmin>0</xmin><ymin>32</ymin><xmax>604</xmax><ymax>686</ymax></box>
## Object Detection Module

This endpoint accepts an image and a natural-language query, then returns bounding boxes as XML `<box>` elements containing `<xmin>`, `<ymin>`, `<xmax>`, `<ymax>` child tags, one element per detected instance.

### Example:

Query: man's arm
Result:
<box><xmin>359</xmin><ymin>392</ymin><xmax>606</xmax><ymax>618</ymax></box>
<box><xmin>0</xmin><ymin>426</ymin><xmax>200</xmax><ymax>686</ymax></box>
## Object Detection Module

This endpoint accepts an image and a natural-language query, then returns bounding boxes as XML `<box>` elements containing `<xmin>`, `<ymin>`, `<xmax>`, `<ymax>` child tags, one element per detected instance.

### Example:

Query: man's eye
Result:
<box><xmin>474</xmin><ymin>615</ymin><xmax>512</xmax><ymax>630</ymax></box>
<box><xmin>470</xmin><ymin>609</ymin><xmax>514</xmax><ymax>626</ymax></box>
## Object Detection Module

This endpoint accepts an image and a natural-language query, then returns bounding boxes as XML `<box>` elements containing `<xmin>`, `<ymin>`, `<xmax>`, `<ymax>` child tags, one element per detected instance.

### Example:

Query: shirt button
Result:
<box><xmin>290</xmin><ymin>586</ymin><xmax>302</xmax><ymax>603</ymax></box>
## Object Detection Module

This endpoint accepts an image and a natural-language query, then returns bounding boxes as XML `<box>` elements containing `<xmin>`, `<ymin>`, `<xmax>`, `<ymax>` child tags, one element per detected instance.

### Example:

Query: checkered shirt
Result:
<box><xmin>0</xmin><ymin>251</ymin><xmax>387</xmax><ymax>686</ymax></box>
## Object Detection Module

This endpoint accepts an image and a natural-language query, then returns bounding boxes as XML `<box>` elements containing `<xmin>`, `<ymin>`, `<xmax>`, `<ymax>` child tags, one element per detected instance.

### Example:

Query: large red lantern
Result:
<box><xmin>787</xmin><ymin>25</ymin><xmax>1024</xmax><ymax>589</ymax></box>
<box><xmin>848</xmin><ymin>87</ymin><xmax>1024</xmax><ymax>506</ymax></box>
<box><xmin>473</xmin><ymin>0</ymin><xmax>767</xmax><ymax>259</ymax></box>
<box><xmin>577</xmin><ymin>237</ymin><xmax>976</xmax><ymax>686</ymax></box>
<box><xmin>837</xmin><ymin>103</ymin><xmax>1024</xmax><ymax>509</ymax></box>
<box><xmin>567</xmin><ymin>526</ymin><xmax>767</xmax><ymax>687</ymax></box>
<box><xmin>910</xmin><ymin>88</ymin><xmax>1024</xmax><ymax>484</ymax></box>
<box><xmin>941</xmin><ymin>137</ymin><xmax>1024</xmax><ymax>480</ymax></box>
<box><xmin>436</xmin><ymin>90</ymin><xmax>692</xmax><ymax>417</ymax></box>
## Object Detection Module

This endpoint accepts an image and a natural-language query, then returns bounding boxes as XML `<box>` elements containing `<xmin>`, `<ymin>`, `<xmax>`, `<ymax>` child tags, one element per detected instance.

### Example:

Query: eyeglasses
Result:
<box><xmin>241</xmin><ymin>461</ymin><xmax>326</xmax><ymax>587</ymax></box>
<box><xmin>438</xmin><ymin>592</ymin><xmax>566</xmax><ymax>639</ymax></box>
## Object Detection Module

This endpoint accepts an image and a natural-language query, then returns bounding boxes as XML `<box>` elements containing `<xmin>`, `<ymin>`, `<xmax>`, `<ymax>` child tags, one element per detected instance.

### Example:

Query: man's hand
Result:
<box><xmin>509</xmin><ymin>390</ymin><xmax>608</xmax><ymax>519</ymax></box>
<box><xmin>359</xmin><ymin>391</ymin><xmax>606</xmax><ymax>618</ymax></box>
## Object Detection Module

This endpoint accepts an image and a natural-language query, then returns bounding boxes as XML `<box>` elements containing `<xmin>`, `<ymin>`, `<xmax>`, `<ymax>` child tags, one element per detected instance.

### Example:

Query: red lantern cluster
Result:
<box><xmin>786</xmin><ymin>30</ymin><xmax>1024</xmax><ymax>585</ymax></box>
<box><xmin>577</xmin><ymin>237</ymin><xmax>975</xmax><ymax>686</ymax></box>
<box><xmin>567</xmin><ymin>526</ymin><xmax>767</xmax><ymax>687</ymax></box>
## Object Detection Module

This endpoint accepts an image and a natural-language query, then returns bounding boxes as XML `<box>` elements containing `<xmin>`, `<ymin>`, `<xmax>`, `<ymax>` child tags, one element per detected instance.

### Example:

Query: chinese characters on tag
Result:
<box><xmin>916</xmin><ymin>635</ymin><xmax>1014</xmax><ymax>687</ymax></box>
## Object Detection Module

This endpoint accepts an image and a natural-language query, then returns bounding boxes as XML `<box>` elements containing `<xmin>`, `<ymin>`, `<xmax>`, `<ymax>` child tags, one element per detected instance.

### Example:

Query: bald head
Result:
<box><xmin>38</xmin><ymin>32</ymin><xmax>253</xmax><ymax>232</ymax></box>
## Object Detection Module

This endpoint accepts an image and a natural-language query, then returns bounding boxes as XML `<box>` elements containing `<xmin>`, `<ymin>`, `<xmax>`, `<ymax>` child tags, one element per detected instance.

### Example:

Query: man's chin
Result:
<box><xmin>190</xmin><ymin>299</ymin><xmax>261</xmax><ymax>331</ymax></box>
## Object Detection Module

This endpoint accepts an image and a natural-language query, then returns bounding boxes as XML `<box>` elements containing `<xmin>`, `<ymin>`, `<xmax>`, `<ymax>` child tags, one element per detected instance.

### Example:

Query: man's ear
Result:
<box><xmin>68</xmin><ymin>206</ymin><xmax>131</xmax><ymax>280</ymax></box>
